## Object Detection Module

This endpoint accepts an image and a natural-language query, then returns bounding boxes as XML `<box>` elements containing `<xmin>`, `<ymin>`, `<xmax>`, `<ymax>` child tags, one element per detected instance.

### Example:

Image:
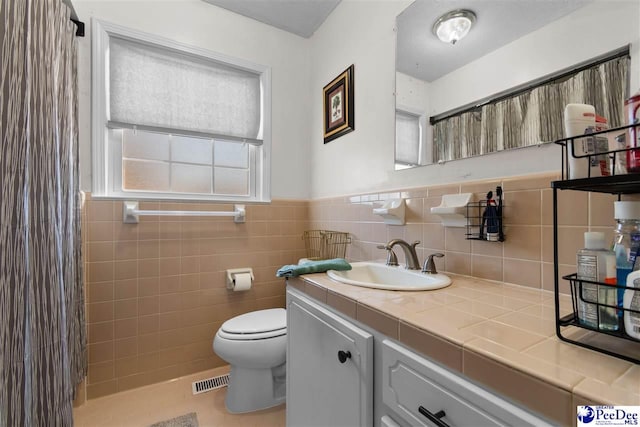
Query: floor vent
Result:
<box><xmin>191</xmin><ymin>374</ymin><xmax>229</xmax><ymax>395</ymax></box>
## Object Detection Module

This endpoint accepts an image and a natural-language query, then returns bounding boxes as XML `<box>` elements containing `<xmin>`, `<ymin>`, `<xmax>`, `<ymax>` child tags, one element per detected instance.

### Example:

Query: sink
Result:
<box><xmin>327</xmin><ymin>262</ymin><xmax>451</xmax><ymax>291</ymax></box>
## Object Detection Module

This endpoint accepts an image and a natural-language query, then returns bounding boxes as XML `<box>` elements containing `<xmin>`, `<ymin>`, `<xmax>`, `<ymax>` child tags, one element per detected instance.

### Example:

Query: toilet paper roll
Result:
<box><xmin>232</xmin><ymin>272</ymin><xmax>252</xmax><ymax>291</ymax></box>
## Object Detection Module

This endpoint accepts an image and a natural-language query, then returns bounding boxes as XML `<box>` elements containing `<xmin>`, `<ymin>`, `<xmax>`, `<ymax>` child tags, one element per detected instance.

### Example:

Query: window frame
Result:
<box><xmin>91</xmin><ymin>19</ymin><xmax>271</xmax><ymax>202</ymax></box>
<box><xmin>395</xmin><ymin>104</ymin><xmax>426</xmax><ymax>169</ymax></box>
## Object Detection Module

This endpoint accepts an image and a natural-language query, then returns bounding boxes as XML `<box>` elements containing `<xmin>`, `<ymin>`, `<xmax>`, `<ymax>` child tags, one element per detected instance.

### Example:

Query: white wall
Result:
<box><xmin>74</xmin><ymin>0</ymin><xmax>312</xmax><ymax>200</ymax></box>
<box><xmin>309</xmin><ymin>0</ymin><xmax>640</xmax><ymax>199</ymax></box>
<box><xmin>74</xmin><ymin>1</ymin><xmax>640</xmax><ymax>201</ymax></box>
<box><xmin>429</xmin><ymin>1</ymin><xmax>640</xmax><ymax>114</ymax></box>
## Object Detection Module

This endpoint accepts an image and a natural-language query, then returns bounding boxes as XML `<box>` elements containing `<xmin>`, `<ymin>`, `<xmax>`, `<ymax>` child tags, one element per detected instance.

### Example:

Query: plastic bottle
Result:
<box><xmin>625</xmin><ymin>91</ymin><xmax>640</xmax><ymax>173</ymax></box>
<box><xmin>624</xmin><ymin>270</ymin><xmax>640</xmax><ymax>340</ymax></box>
<box><xmin>612</xmin><ymin>201</ymin><xmax>640</xmax><ymax>313</ymax></box>
<box><xmin>576</xmin><ymin>232</ymin><xmax>617</xmax><ymax>329</ymax></box>
<box><xmin>564</xmin><ymin>104</ymin><xmax>608</xmax><ymax>179</ymax></box>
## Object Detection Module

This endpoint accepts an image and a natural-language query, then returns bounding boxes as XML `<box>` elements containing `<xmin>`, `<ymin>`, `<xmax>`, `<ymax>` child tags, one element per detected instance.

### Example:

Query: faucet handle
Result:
<box><xmin>377</xmin><ymin>245</ymin><xmax>399</xmax><ymax>267</ymax></box>
<box><xmin>422</xmin><ymin>252</ymin><xmax>444</xmax><ymax>274</ymax></box>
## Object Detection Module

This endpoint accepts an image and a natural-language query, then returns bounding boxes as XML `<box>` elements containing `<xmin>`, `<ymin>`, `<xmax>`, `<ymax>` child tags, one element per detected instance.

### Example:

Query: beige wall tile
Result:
<box><xmin>422</xmin><ymin>223</ymin><xmax>445</xmax><ymax>251</ymax></box>
<box><xmin>114</xmin><ymin>299</ymin><xmax>138</xmax><ymax>320</ymax></box>
<box><xmin>114</xmin><ymin>241</ymin><xmax>137</xmax><ymax>261</ymax></box>
<box><xmin>444</xmin><ymin>252</ymin><xmax>471</xmax><ymax>276</ymax></box>
<box><xmin>471</xmin><ymin>255</ymin><xmax>503</xmax><ymax>282</ymax></box>
<box><xmin>590</xmin><ymin>192</ymin><xmax>617</xmax><ymax>227</ymax></box>
<box><xmin>471</xmin><ymin>239</ymin><xmax>502</xmax><ymax>257</ymax></box>
<box><xmin>88</xmin><ymin>282</ymin><xmax>114</xmax><ymax>303</ymax></box>
<box><xmin>88</xmin><ymin>321</ymin><xmax>114</xmax><ymax>344</ymax></box>
<box><xmin>88</xmin><ymin>302</ymin><xmax>114</xmax><ymax>324</ymax></box>
<box><xmin>542</xmin><ymin>226</ymin><xmax>586</xmax><ymax>265</ymax></box>
<box><xmin>503</xmin><ymin>225</ymin><xmax>541</xmax><ymax>261</ymax></box>
<box><xmin>542</xmin><ymin>189</ymin><xmax>589</xmax><ymax>226</ymax></box>
<box><xmin>88</xmin><ymin>222</ymin><xmax>114</xmax><ymax>242</ymax></box>
<box><xmin>445</xmin><ymin>227</ymin><xmax>471</xmax><ymax>253</ymax></box>
<box><xmin>503</xmin><ymin>258</ymin><xmax>542</xmax><ymax>289</ymax></box>
<box><xmin>115</xmin><ymin>279</ymin><xmax>137</xmax><ymax>300</ymax></box>
<box><xmin>88</xmin><ymin>262</ymin><xmax>114</xmax><ymax>283</ymax></box>
<box><xmin>502</xmin><ymin>172</ymin><xmax>557</xmax><ymax>191</ymax></box>
<box><xmin>503</xmin><ymin>190</ymin><xmax>541</xmax><ymax>225</ymax></box>
<box><xmin>88</xmin><ymin>242</ymin><xmax>114</xmax><ymax>262</ymax></box>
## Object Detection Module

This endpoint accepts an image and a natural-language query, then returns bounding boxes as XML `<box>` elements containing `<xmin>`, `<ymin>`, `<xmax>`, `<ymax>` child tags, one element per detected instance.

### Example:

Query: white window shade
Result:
<box><xmin>109</xmin><ymin>37</ymin><xmax>262</xmax><ymax>141</ymax></box>
<box><xmin>395</xmin><ymin>110</ymin><xmax>421</xmax><ymax>166</ymax></box>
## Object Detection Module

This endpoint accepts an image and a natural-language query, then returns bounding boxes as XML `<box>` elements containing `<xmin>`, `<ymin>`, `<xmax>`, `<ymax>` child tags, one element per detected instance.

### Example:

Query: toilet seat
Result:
<box><xmin>218</xmin><ymin>308</ymin><xmax>286</xmax><ymax>340</ymax></box>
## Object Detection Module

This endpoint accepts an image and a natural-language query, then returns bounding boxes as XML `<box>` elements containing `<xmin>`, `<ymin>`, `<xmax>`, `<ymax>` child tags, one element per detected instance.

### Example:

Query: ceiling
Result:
<box><xmin>397</xmin><ymin>0</ymin><xmax>592</xmax><ymax>82</ymax></box>
<box><xmin>201</xmin><ymin>0</ymin><xmax>591</xmax><ymax>82</ymax></box>
<box><xmin>202</xmin><ymin>0</ymin><xmax>342</xmax><ymax>38</ymax></box>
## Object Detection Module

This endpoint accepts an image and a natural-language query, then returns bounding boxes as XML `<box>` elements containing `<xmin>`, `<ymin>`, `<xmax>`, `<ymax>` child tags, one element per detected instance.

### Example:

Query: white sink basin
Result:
<box><xmin>327</xmin><ymin>262</ymin><xmax>451</xmax><ymax>291</ymax></box>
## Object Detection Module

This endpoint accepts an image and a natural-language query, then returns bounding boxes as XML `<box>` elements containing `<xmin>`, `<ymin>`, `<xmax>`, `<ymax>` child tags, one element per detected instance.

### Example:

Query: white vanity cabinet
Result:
<box><xmin>286</xmin><ymin>288</ymin><xmax>373</xmax><ymax>427</ymax></box>
<box><xmin>381</xmin><ymin>340</ymin><xmax>552</xmax><ymax>427</ymax></box>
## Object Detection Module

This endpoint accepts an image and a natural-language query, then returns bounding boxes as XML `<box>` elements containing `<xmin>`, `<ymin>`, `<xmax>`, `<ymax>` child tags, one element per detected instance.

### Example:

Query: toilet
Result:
<box><xmin>213</xmin><ymin>308</ymin><xmax>287</xmax><ymax>413</ymax></box>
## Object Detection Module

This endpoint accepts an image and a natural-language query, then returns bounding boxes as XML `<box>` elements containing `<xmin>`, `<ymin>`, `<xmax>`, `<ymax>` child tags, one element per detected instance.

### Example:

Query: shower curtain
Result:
<box><xmin>1</xmin><ymin>0</ymin><xmax>86</xmax><ymax>425</ymax></box>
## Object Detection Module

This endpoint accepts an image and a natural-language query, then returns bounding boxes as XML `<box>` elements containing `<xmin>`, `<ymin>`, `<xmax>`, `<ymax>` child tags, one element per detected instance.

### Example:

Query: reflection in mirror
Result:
<box><xmin>395</xmin><ymin>0</ymin><xmax>638</xmax><ymax>170</ymax></box>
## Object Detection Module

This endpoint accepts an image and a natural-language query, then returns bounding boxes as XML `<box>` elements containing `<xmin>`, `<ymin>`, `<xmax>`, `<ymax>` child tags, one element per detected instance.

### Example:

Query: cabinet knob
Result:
<box><xmin>418</xmin><ymin>406</ymin><xmax>450</xmax><ymax>427</ymax></box>
<box><xmin>337</xmin><ymin>350</ymin><xmax>351</xmax><ymax>363</ymax></box>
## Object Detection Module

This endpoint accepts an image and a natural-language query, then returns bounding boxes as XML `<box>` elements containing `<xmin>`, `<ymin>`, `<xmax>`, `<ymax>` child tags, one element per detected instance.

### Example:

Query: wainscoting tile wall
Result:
<box><xmin>83</xmin><ymin>195</ymin><xmax>307</xmax><ymax>399</ymax></box>
<box><xmin>81</xmin><ymin>171</ymin><xmax>629</xmax><ymax>400</ymax></box>
<box><xmin>308</xmin><ymin>172</ymin><xmax>621</xmax><ymax>295</ymax></box>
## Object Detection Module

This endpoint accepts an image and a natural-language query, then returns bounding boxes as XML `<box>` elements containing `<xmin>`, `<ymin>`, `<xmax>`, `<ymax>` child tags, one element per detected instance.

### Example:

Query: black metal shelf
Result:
<box><xmin>552</xmin><ymin>124</ymin><xmax>640</xmax><ymax>364</ymax></box>
<box><xmin>552</xmin><ymin>174</ymin><xmax>640</xmax><ymax>194</ymax></box>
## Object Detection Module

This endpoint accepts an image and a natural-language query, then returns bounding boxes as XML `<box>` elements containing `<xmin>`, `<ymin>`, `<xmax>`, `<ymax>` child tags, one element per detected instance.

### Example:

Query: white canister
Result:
<box><xmin>563</xmin><ymin>104</ymin><xmax>609</xmax><ymax>179</ymax></box>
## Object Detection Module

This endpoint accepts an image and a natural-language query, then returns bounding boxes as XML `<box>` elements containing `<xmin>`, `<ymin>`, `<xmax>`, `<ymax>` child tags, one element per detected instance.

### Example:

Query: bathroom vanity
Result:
<box><xmin>286</xmin><ymin>273</ymin><xmax>639</xmax><ymax>427</ymax></box>
<box><xmin>287</xmin><ymin>287</ymin><xmax>550</xmax><ymax>427</ymax></box>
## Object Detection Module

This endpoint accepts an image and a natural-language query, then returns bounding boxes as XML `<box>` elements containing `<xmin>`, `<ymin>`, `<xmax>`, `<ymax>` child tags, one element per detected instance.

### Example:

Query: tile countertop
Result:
<box><xmin>287</xmin><ymin>273</ymin><xmax>640</xmax><ymax>427</ymax></box>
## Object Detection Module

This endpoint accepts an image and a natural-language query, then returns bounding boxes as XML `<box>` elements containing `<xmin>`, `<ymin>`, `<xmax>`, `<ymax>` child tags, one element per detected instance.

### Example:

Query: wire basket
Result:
<box><xmin>303</xmin><ymin>230</ymin><xmax>351</xmax><ymax>260</ymax></box>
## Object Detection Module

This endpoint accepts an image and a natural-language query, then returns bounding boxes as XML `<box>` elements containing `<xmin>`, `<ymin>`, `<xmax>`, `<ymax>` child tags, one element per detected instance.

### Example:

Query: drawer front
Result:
<box><xmin>382</xmin><ymin>340</ymin><xmax>550</xmax><ymax>427</ymax></box>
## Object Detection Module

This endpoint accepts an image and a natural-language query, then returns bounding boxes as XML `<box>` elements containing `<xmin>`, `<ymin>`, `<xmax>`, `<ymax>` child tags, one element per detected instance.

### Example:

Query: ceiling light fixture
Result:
<box><xmin>432</xmin><ymin>9</ymin><xmax>476</xmax><ymax>45</ymax></box>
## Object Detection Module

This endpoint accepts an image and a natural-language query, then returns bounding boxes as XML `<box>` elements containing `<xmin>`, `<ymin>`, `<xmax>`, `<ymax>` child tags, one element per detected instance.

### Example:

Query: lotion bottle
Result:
<box><xmin>624</xmin><ymin>270</ymin><xmax>640</xmax><ymax>340</ymax></box>
<box><xmin>576</xmin><ymin>232</ymin><xmax>616</xmax><ymax>329</ymax></box>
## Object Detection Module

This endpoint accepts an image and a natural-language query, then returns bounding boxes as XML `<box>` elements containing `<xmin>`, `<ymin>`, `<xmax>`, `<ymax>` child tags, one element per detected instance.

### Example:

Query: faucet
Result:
<box><xmin>386</xmin><ymin>239</ymin><xmax>421</xmax><ymax>270</ymax></box>
<box><xmin>422</xmin><ymin>253</ymin><xmax>444</xmax><ymax>274</ymax></box>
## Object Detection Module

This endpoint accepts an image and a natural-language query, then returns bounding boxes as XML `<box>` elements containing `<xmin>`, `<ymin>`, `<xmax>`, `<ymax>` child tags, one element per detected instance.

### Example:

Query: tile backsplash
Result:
<box><xmin>82</xmin><ymin>171</ymin><xmax>626</xmax><ymax>400</ymax></box>
<box><xmin>308</xmin><ymin>172</ymin><xmax>620</xmax><ymax>294</ymax></box>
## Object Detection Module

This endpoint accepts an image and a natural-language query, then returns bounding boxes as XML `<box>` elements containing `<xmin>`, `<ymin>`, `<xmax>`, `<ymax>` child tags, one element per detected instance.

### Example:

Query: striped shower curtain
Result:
<box><xmin>1</xmin><ymin>0</ymin><xmax>86</xmax><ymax>425</ymax></box>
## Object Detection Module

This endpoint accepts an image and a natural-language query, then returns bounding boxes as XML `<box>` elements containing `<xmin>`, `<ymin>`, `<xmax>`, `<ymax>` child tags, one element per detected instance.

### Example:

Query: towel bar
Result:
<box><xmin>123</xmin><ymin>201</ymin><xmax>245</xmax><ymax>223</ymax></box>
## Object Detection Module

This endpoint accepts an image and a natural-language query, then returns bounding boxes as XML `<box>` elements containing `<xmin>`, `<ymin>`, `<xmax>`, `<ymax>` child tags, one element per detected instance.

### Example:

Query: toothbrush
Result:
<box><xmin>496</xmin><ymin>186</ymin><xmax>504</xmax><ymax>242</ymax></box>
<box><xmin>480</xmin><ymin>191</ymin><xmax>492</xmax><ymax>239</ymax></box>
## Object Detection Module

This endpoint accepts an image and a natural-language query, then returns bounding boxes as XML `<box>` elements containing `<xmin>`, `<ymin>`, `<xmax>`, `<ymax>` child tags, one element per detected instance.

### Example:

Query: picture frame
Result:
<box><xmin>323</xmin><ymin>65</ymin><xmax>355</xmax><ymax>143</ymax></box>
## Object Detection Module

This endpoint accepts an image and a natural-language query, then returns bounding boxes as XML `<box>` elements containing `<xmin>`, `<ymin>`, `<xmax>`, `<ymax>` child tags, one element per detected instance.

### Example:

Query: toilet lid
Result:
<box><xmin>220</xmin><ymin>308</ymin><xmax>286</xmax><ymax>336</ymax></box>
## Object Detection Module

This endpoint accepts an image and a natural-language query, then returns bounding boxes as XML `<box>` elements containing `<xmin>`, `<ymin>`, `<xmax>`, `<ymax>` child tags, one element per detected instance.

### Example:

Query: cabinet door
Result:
<box><xmin>286</xmin><ymin>289</ymin><xmax>373</xmax><ymax>427</ymax></box>
<box><xmin>382</xmin><ymin>340</ymin><xmax>552</xmax><ymax>427</ymax></box>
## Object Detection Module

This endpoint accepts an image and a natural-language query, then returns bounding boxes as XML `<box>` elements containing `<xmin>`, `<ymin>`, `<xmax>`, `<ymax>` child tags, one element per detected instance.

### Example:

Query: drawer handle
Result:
<box><xmin>337</xmin><ymin>350</ymin><xmax>351</xmax><ymax>363</ymax></box>
<box><xmin>418</xmin><ymin>406</ymin><xmax>450</xmax><ymax>427</ymax></box>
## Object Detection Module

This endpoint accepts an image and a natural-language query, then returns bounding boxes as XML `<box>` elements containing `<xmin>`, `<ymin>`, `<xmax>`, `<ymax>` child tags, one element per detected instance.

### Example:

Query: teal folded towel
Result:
<box><xmin>276</xmin><ymin>258</ymin><xmax>351</xmax><ymax>278</ymax></box>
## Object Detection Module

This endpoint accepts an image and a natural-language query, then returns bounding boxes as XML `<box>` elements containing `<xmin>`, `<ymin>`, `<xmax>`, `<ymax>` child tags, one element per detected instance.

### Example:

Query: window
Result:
<box><xmin>395</xmin><ymin>107</ymin><xmax>425</xmax><ymax>169</ymax></box>
<box><xmin>92</xmin><ymin>20</ymin><xmax>271</xmax><ymax>201</ymax></box>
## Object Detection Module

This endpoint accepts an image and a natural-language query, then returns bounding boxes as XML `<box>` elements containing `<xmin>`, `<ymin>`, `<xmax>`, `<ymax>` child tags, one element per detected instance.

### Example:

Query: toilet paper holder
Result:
<box><xmin>226</xmin><ymin>268</ymin><xmax>255</xmax><ymax>290</ymax></box>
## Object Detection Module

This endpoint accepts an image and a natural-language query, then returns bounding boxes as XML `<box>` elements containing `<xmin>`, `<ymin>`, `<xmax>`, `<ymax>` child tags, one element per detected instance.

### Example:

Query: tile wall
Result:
<box><xmin>308</xmin><ymin>172</ymin><xmax>626</xmax><ymax>294</ymax></box>
<box><xmin>81</xmin><ymin>171</ymin><xmax>633</xmax><ymax>400</ymax></box>
<box><xmin>83</xmin><ymin>195</ymin><xmax>307</xmax><ymax>399</ymax></box>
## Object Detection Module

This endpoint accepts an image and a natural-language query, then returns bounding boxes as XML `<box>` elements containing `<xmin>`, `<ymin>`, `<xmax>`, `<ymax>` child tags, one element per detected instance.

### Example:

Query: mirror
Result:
<box><xmin>394</xmin><ymin>0</ymin><xmax>635</xmax><ymax>170</ymax></box>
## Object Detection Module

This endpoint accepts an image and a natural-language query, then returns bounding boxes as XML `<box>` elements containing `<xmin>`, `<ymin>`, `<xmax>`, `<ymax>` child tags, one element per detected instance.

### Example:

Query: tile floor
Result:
<box><xmin>73</xmin><ymin>366</ymin><xmax>286</xmax><ymax>427</ymax></box>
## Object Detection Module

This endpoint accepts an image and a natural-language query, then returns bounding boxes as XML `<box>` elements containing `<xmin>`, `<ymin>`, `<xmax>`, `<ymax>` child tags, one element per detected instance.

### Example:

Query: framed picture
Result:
<box><xmin>323</xmin><ymin>65</ymin><xmax>354</xmax><ymax>143</ymax></box>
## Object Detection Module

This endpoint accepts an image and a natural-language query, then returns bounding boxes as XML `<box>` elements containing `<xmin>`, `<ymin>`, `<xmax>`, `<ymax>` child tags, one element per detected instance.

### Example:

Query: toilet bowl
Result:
<box><xmin>213</xmin><ymin>308</ymin><xmax>287</xmax><ymax>413</ymax></box>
